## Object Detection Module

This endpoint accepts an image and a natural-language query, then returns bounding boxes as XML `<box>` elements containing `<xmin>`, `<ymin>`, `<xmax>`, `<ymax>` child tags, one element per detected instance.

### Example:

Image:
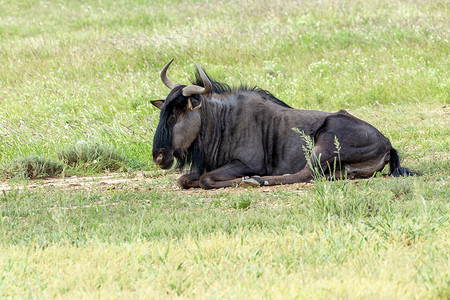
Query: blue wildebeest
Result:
<box><xmin>151</xmin><ymin>59</ymin><xmax>416</xmax><ymax>189</ymax></box>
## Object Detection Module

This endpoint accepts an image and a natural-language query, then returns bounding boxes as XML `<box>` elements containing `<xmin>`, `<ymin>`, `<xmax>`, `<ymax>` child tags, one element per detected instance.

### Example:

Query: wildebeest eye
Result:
<box><xmin>167</xmin><ymin>115</ymin><xmax>177</xmax><ymax>125</ymax></box>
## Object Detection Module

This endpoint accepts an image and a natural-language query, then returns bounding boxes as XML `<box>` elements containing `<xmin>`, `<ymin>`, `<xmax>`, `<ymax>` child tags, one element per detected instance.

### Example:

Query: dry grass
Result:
<box><xmin>1</xmin><ymin>228</ymin><xmax>448</xmax><ymax>299</ymax></box>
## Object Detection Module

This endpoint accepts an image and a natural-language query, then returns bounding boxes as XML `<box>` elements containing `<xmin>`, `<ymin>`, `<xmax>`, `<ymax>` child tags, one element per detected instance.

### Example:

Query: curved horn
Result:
<box><xmin>182</xmin><ymin>63</ymin><xmax>212</xmax><ymax>96</ymax></box>
<box><xmin>160</xmin><ymin>59</ymin><xmax>179</xmax><ymax>90</ymax></box>
<box><xmin>195</xmin><ymin>63</ymin><xmax>212</xmax><ymax>94</ymax></box>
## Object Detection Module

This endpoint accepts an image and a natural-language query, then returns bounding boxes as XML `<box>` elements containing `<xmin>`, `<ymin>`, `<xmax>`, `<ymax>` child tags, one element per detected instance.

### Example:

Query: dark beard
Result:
<box><xmin>173</xmin><ymin>148</ymin><xmax>188</xmax><ymax>170</ymax></box>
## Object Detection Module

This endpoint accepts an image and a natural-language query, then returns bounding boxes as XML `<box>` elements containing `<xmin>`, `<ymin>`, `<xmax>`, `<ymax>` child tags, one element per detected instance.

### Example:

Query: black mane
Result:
<box><xmin>191</xmin><ymin>69</ymin><xmax>292</xmax><ymax>109</ymax></box>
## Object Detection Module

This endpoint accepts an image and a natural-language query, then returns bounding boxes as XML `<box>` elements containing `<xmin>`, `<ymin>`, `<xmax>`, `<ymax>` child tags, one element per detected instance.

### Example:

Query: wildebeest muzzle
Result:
<box><xmin>152</xmin><ymin>148</ymin><xmax>174</xmax><ymax>170</ymax></box>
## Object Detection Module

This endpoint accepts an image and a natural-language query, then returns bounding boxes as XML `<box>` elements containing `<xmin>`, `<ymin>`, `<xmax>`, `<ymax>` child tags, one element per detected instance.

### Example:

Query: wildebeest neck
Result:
<box><xmin>194</xmin><ymin>92</ymin><xmax>286</xmax><ymax>172</ymax></box>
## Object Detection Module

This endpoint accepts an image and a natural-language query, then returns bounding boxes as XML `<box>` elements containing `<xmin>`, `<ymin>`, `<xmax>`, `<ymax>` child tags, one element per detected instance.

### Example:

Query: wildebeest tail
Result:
<box><xmin>389</xmin><ymin>148</ymin><xmax>418</xmax><ymax>177</ymax></box>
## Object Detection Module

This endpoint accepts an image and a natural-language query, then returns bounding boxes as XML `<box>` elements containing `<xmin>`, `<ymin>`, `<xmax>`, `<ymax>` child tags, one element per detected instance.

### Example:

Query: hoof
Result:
<box><xmin>240</xmin><ymin>178</ymin><xmax>262</xmax><ymax>188</ymax></box>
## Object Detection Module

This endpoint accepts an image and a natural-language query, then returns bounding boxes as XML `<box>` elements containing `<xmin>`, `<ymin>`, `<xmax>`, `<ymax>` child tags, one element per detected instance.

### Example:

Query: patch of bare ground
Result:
<box><xmin>0</xmin><ymin>172</ymin><xmax>315</xmax><ymax>194</ymax></box>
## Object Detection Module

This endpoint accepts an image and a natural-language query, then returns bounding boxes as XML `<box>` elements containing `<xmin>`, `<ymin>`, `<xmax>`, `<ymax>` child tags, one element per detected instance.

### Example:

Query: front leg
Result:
<box><xmin>178</xmin><ymin>172</ymin><xmax>201</xmax><ymax>189</ymax></box>
<box><xmin>242</xmin><ymin>167</ymin><xmax>314</xmax><ymax>187</ymax></box>
<box><xmin>198</xmin><ymin>160</ymin><xmax>257</xmax><ymax>189</ymax></box>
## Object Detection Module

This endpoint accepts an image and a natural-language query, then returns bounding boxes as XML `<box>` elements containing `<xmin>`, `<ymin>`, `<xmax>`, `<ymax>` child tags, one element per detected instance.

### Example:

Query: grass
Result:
<box><xmin>0</xmin><ymin>154</ymin><xmax>64</xmax><ymax>179</ymax></box>
<box><xmin>0</xmin><ymin>0</ymin><xmax>449</xmax><ymax>298</ymax></box>
<box><xmin>1</xmin><ymin>177</ymin><xmax>448</xmax><ymax>298</ymax></box>
<box><xmin>57</xmin><ymin>140</ymin><xmax>128</xmax><ymax>172</ymax></box>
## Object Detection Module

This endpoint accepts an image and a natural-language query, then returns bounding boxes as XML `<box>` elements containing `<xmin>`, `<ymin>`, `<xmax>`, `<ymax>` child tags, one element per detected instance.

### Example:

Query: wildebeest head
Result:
<box><xmin>151</xmin><ymin>59</ymin><xmax>212</xmax><ymax>170</ymax></box>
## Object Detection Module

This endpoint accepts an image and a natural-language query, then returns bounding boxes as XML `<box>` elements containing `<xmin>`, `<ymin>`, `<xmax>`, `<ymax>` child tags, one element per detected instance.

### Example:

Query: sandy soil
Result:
<box><xmin>0</xmin><ymin>172</ymin><xmax>315</xmax><ymax>194</ymax></box>
<box><xmin>0</xmin><ymin>172</ymin><xmax>153</xmax><ymax>193</ymax></box>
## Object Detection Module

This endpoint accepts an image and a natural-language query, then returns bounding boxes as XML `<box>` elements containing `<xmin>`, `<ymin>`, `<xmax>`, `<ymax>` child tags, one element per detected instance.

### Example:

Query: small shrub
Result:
<box><xmin>58</xmin><ymin>141</ymin><xmax>127</xmax><ymax>172</ymax></box>
<box><xmin>1</xmin><ymin>154</ymin><xmax>64</xmax><ymax>179</ymax></box>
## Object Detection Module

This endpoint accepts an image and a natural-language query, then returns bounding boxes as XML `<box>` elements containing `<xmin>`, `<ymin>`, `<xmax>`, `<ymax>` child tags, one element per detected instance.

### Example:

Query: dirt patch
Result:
<box><xmin>0</xmin><ymin>172</ymin><xmax>315</xmax><ymax>194</ymax></box>
<box><xmin>0</xmin><ymin>173</ymin><xmax>148</xmax><ymax>193</ymax></box>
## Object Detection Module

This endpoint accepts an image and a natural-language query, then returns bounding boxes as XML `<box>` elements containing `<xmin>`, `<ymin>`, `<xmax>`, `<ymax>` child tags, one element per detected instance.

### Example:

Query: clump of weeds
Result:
<box><xmin>58</xmin><ymin>140</ymin><xmax>127</xmax><ymax>172</ymax></box>
<box><xmin>0</xmin><ymin>154</ymin><xmax>64</xmax><ymax>179</ymax></box>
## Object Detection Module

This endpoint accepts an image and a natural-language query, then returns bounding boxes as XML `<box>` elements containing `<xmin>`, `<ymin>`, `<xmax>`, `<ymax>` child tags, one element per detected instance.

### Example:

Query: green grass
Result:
<box><xmin>1</xmin><ymin>177</ymin><xmax>448</xmax><ymax>298</ymax></box>
<box><xmin>57</xmin><ymin>140</ymin><xmax>129</xmax><ymax>173</ymax></box>
<box><xmin>0</xmin><ymin>154</ymin><xmax>64</xmax><ymax>179</ymax></box>
<box><xmin>0</xmin><ymin>0</ymin><xmax>449</xmax><ymax>298</ymax></box>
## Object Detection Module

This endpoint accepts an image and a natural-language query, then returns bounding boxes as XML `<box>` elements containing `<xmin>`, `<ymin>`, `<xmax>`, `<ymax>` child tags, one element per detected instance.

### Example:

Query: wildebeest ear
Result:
<box><xmin>187</xmin><ymin>97</ymin><xmax>202</xmax><ymax>111</ymax></box>
<box><xmin>150</xmin><ymin>100</ymin><xmax>164</xmax><ymax>110</ymax></box>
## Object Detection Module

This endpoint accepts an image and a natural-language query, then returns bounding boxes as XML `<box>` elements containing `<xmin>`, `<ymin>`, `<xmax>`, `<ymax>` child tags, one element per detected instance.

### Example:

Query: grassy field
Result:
<box><xmin>0</xmin><ymin>0</ymin><xmax>449</xmax><ymax>298</ymax></box>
